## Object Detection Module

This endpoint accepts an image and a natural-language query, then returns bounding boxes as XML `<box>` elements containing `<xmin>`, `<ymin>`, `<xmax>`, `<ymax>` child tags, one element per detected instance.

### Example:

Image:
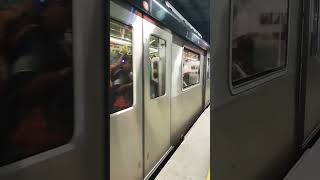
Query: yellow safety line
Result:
<box><xmin>206</xmin><ymin>168</ymin><xmax>210</xmax><ymax>180</ymax></box>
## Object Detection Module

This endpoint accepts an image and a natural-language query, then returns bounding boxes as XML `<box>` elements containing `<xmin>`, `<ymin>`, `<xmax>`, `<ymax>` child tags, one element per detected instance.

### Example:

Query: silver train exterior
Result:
<box><xmin>110</xmin><ymin>0</ymin><xmax>210</xmax><ymax>179</ymax></box>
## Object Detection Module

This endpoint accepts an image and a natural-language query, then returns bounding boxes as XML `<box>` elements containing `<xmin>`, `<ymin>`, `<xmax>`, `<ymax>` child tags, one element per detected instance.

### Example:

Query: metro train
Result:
<box><xmin>212</xmin><ymin>0</ymin><xmax>320</xmax><ymax>179</ymax></box>
<box><xmin>0</xmin><ymin>0</ymin><xmax>209</xmax><ymax>180</ymax></box>
<box><xmin>109</xmin><ymin>0</ymin><xmax>210</xmax><ymax>179</ymax></box>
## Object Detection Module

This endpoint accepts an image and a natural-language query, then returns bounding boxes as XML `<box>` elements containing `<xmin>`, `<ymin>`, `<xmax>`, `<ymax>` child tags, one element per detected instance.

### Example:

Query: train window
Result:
<box><xmin>149</xmin><ymin>35</ymin><xmax>166</xmax><ymax>99</ymax></box>
<box><xmin>182</xmin><ymin>48</ymin><xmax>201</xmax><ymax>89</ymax></box>
<box><xmin>231</xmin><ymin>0</ymin><xmax>288</xmax><ymax>86</ymax></box>
<box><xmin>109</xmin><ymin>20</ymin><xmax>133</xmax><ymax>113</ymax></box>
<box><xmin>207</xmin><ymin>58</ymin><xmax>210</xmax><ymax>80</ymax></box>
<box><xmin>0</xmin><ymin>0</ymin><xmax>73</xmax><ymax>166</ymax></box>
<box><xmin>312</xmin><ymin>0</ymin><xmax>320</xmax><ymax>56</ymax></box>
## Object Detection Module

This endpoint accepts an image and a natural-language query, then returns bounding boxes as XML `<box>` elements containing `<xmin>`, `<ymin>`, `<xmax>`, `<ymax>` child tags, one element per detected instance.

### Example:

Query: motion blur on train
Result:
<box><xmin>0</xmin><ymin>0</ymin><xmax>209</xmax><ymax>180</ymax></box>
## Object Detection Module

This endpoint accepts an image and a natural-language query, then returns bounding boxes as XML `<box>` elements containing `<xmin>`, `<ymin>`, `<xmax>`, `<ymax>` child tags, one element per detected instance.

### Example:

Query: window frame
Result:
<box><xmin>148</xmin><ymin>34</ymin><xmax>167</xmax><ymax>100</ymax></box>
<box><xmin>109</xmin><ymin>18</ymin><xmax>135</xmax><ymax>115</ymax></box>
<box><xmin>181</xmin><ymin>47</ymin><xmax>202</xmax><ymax>91</ymax></box>
<box><xmin>228</xmin><ymin>0</ymin><xmax>290</xmax><ymax>95</ymax></box>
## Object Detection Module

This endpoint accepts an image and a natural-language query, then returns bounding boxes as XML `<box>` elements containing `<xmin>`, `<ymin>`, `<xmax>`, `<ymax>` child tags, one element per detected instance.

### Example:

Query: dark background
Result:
<box><xmin>168</xmin><ymin>0</ymin><xmax>210</xmax><ymax>43</ymax></box>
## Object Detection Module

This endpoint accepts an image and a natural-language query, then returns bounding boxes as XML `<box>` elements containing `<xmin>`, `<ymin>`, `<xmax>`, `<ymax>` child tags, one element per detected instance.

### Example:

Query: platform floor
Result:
<box><xmin>284</xmin><ymin>137</ymin><xmax>320</xmax><ymax>180</ymax></box>
<box><xmin>155</xmin><ymin>106</ymin><xmax>210</xmax><ymax>180</ymax></box>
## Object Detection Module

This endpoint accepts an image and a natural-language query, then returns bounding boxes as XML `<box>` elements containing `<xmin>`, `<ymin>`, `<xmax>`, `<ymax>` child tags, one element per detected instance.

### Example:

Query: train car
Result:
<box><xmin>204</xmin><ymin>51</ymin><xmax>210</xmax><ymax>107</ymax></box>
<box><xmin>0</xmin><ymin>0</ymin><xmax>106</xmax><ymax>180</ymax></box>
<box><xmin>0</xmin><ymin>0</ymin><xmax>209</xmax><ymax>180</ymax></box>
<box><xmin>109</xmin><ymin>0</ymin><xmax>210</xmax><ymax>179</ymax></box>
<box><xmin>211</xmin><ymin>0</ymin><xmax>320</xmax><ymax>179</ymax></box>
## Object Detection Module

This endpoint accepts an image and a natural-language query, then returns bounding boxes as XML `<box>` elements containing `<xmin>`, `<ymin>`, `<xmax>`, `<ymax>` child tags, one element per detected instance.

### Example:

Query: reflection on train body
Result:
<box><xmin>231</xmin><ymin>0</ymin><xmax>288</xmax><ymax>85</ymax></box>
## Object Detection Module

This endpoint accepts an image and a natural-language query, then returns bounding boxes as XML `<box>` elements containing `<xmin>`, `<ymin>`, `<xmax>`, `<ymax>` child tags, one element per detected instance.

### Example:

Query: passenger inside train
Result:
<box><xmin>109</xmin><ymin>52</ymin><xmax>133</xmax><ymax>113</ymax></box>
<box><xmin>109</xmin><ymin>22</ymin><xmax>133</xmax><ymax>113</ymax></box>
<box><xmin>182</xmin><ymin>48</ymin><xmax>201</xmax><ymax>89</ymax></box>
<box><xmin>149</xmin><ymin>35</ymin><xmax>166</xmax><ymax>99</ymax></box>
<box><xmin>0</xmin><ymin>0</ymin><xmax>73</xmax><ymax>166</ymax></box>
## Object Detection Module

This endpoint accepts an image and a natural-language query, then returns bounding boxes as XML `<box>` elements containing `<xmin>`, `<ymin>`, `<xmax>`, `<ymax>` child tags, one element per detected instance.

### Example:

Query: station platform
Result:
<box><xmin>155</xmin><ymin>106</ymin><xmax>210</xmax><ymax>180</ymax></box>
<box><xmin>284</xmin><ymin>137</ymin><xmax>320</xmax><ymax>180</ymax></box>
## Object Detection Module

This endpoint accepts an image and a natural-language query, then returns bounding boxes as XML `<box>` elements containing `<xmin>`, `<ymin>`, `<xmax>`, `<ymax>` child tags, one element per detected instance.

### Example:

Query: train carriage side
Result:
<box><xmin>109</xmin><ymin>0</ymin><xmax>210</xmax><ymax>179</ymax></box>
<box><xmin>170</xmin><ymin>34</ymin><xmax>206</xmax><ymax>145</ymax></box>
<box><xmin>0</xmin><ymin>0</ymin><xmax>106</xmax><ymax>180</ymax></box>
<box><xmin>205</xmin><ymin>51</ymin><xmax>211</xmax><ymax>107</ymax></box>
<box><xmin>211</xmin><ymin>0</ymin><xmax>302</xmax><ymax>179</ymax></box>
<box><xmin>109</xmin><ymin>1</ymin><xmax>144</xmax><ymax>179</ymax></box>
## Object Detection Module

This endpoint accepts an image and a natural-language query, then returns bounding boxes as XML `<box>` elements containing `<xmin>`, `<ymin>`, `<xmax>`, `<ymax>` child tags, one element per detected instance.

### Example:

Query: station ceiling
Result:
<box><xmin>168</xmin><ymin>0</ymin><xmax>210</xmax><ymax>43</ymax></box>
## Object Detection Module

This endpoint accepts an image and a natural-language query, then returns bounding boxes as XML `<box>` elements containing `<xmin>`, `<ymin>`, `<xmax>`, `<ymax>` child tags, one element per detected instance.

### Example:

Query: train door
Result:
<box><xmin>212</xmin><ymin>0</ymin><xmax>301</xmax><ymax>179</ymax></box>
<box><xmin>301</xmin><ymin>0</ymin><xmax>320</xmax><ymax>147</ymax></box>
<box><xmin>110</xmin><ymin>1</ymin><xmax>144</xmax><ymax>180</ymax></box>
<box><xmin>0</xmin><ymin>0</ymin><xmax>105</xmax><ymax>180</ymax></box>
<box><xmin>202</xmin><ymin>51</ymin><xmax>208</xmax><ymax>108</ymax></box>
<box><xmin>205</xmin><ymin>52</ymin><xmax>210</xmax><ymax>107</ymax></box>
<box><xmin>143</xmin><ymin>17</ymin><xmax>172</xmax><ymax>177</ymax></box>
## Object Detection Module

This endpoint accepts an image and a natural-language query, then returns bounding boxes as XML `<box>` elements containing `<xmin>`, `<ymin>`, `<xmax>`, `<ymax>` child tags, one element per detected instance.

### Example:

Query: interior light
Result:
<box><xmin>110</xmin><ymin>37</ymin><xmax>132</xmax><ymax>46</ymax></box>
<box><xmin>143</xmin><ymin>1</ymin><xmax>149</xmax><ymax>11</ymax></box>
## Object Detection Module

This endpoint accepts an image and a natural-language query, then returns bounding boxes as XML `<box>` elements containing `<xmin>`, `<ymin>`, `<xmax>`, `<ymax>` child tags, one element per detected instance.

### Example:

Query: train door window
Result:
<box><xmin>149</xmin><ymin>35</ymin><xmax>166</xmax><ymax>99</ymax></box>
<box><xmin>207</xmin><ymin>58</ymin><xmax>210</xmax><ymax>80</ymax></box>
<box><xmin>0</xmin><ymin>0</ymin><xmax>73</xmax><ymax>166</ymax></box>
<box><xmin>231</xmin><ymin>0</ymin><xmax>288</xmax><ymax>86</ymax></box>
<box><xmin>182</xmin><ymin>48</ymin><xmax>201</xmax><ymax>89</ymax></box>
<box><xmin>109</xmin><ymin>20</ymin><xmax>133</xmax><ymax>113</ymax></box>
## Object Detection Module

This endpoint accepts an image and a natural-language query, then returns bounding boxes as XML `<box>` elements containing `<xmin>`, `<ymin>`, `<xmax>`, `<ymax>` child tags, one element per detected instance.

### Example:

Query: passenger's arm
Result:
<box><xmin>110</xmin><ymin>46</ymin><xmax>129</xmax><ymax>74</ymax></box>
<box><xmin>114</xmin><ymin>82</ymin><xmax>133</xmax><ymax>93</ymax></box>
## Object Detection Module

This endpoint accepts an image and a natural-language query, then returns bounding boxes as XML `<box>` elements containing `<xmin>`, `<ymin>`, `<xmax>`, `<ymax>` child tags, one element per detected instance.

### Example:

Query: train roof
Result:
<box><xmin>123</xmin><ymin>0</ymin><xmax>210</xmax><ymax>51</ymax></box>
